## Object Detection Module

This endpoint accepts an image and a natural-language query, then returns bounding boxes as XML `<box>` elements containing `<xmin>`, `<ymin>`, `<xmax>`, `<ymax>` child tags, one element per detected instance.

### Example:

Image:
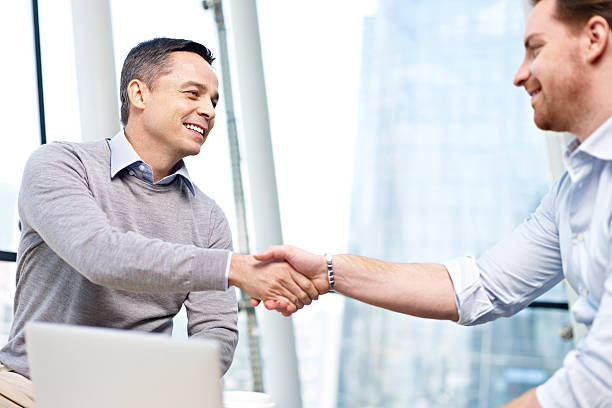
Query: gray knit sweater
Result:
<box><xmin>0</xmin><ymin>140</ymin><xmax>238</xmax><ymax>378</ymax></box>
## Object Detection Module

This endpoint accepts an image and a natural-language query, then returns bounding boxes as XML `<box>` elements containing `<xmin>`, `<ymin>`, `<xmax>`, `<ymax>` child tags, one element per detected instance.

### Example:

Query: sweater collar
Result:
<box><xmin>107</xmin><ymin>131</ymin><xmax>195</xmax><ymax>196</ymax></box>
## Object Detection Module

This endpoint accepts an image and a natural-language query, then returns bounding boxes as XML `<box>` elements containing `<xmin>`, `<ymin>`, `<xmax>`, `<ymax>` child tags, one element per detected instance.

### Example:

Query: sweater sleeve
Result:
<box><xmin>185</xmin><ymin>203</ymin><xmax>238</xmax><ymax>375</ymax></box>
<box><xmin>18</xmin><ymin>143</ymin><xmax>229</xmax><ymax>293</ymax></box>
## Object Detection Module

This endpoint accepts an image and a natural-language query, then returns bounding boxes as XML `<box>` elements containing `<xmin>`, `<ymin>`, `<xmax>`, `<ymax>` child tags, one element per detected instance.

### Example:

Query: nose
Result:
<box><xmin>197</xmin><ymin>98</ymin><xmax>216</xmax><ymax>121</ymax></box>
<box><xmin>513</xmin><ymin>57</ymin><xmax>530</xmax><ymax>87</ymax></box>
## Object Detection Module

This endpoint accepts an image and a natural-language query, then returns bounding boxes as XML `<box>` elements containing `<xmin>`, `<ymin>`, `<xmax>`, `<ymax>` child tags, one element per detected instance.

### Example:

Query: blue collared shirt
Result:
<box><xmin>106</xmin><ymin>131</ymin><xmax>232</xmax><ymax>289</ymax></box>
<box><xmin>107</xmin><ymin>131</ymin><xmax>195</xmax><ymax>196</ymax></box>
<box><xmin>444</xmin><ymin>116</ymin><xmax>612</xmax><ymax>407</ymax></box>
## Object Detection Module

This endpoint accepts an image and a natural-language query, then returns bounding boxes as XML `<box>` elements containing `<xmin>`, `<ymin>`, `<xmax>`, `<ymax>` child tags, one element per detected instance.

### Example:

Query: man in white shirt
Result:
<box><xmin>253</xmin><ymin>0</ymin><xmax>612</xmax><ymax>406</ymax></box>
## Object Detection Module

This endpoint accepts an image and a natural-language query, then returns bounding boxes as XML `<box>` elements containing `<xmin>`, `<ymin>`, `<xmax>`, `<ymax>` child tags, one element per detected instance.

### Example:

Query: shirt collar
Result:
<box><xmin>107</xmin><ymin>131</ymin><xmax>196</xmax><ymax>196</ymax></box>
<box><xmin>573</xmin><ymin>114</ymin><xmax>612</xmax><ymax>161</ymax></box>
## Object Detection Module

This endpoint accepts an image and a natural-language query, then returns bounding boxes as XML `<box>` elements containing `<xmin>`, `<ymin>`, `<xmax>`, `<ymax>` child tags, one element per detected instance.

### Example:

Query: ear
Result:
<box><xmin>127</xmin><ymin>79</ymin><xmax>148</xmax><ymax>112</ymax></box>
<box><xmin>584</xmin><ymin>15</ymin><xmax>610</xmax><ymax>63</ymax></box>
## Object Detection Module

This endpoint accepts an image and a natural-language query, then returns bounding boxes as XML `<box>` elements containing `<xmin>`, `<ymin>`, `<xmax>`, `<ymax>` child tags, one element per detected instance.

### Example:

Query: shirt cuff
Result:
<box><xmin>224</xmin><ymin>252</ymin><xmax>232</xmax><ymax>291</ymax></box>
<box><xmin>443</xmin><ymin>256</ymin><xmax>495</xmax><ymax>326</ymax></box>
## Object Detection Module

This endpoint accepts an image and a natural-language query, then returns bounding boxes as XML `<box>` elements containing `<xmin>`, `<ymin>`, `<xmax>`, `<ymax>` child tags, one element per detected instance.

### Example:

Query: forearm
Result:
<box><xmin>498</xmin><ymin>388</ymin><xmax>540</xmax><ymax>408</ymax></box>
<box><xmin>333</xmin><ymin>255</ymin><xmax>459</xmax><ymax>321</ymax></box>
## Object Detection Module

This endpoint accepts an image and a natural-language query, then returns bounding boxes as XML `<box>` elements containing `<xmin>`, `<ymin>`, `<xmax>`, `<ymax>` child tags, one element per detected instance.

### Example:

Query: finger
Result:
<box><xmin>263</xmin><ymin>299</ymin><xmax>277</xmax><ymax>309</ymax></box>
<box><xmin>254</xmin><ymin>245</ymin><xmax>291</xmax><ymax>262</ymax></box>
<box><xmin>280</xmin><ymin>275</ymin><xmax>311</xmax><ymax>307</ymax></box>
<box><xmin>250</xmin><ymin>298</ymin><xmax>261</xmax><ymax>307</ymax></box>
<box><xmin>265</xmin><ymin>298</ymin><xmax>296</xmax><ymax>315</ymax></box>
<box><xmin>285</xmin><ymin>302</ymin><xmax>297</xmax><ymax>314</ymax></box>
<box><xmin>290</xmin><ymin>271</ymin><xmax>319</xmax><ymax>303</ymax></box>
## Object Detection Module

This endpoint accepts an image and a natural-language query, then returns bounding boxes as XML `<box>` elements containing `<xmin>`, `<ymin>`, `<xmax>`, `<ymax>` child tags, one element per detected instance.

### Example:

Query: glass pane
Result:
<box><xmin>224</xmin><ymin>305</ymin><xmax>255</xmax><ymax>391</ymax></box>
<box><xmin>38</xmin><ymin>0</ymin><xmax>82</xmax><ymax>143</ymax></box>
<box><xmin>257</xmin><ymin>1</ymin><xmax>370</xmax><ymax>406</ymax></box>
<box><xmin>0</xmin><ymin>2</ymin><xmax>42</xmax><ymax>252</ymax></box>
<box><xmin>0</xmin><ymin>261</ymin><xmax>17</xmax><ymax>345</ymax></box>
<box><xmin>334</xmin><ymin>1</ymin><xmax>572</xmax><ymax>407</ymax></box>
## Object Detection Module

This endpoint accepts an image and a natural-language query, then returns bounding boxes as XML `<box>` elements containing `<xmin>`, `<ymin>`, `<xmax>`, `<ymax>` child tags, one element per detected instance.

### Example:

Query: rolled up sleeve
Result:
<box><xmin>444</xmin><ymin>256</ymin><xmax>495</xmax><ymax>325</ymax></box>
<box><xmin>444</xmin><ymin>183</ymin><xmax>564</xmax><ymax>326</ymax></box>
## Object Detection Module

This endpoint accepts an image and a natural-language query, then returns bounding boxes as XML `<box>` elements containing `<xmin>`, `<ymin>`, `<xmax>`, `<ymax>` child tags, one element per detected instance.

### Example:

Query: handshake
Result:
<box><xmin>228</xmin><ymin>245</ymin><xmax>332</xmax><ymax>316</ymax></box>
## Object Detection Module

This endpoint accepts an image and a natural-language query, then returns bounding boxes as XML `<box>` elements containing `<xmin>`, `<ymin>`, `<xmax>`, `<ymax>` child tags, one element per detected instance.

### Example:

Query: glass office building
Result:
<box><xmin>337</xmin><ymin>0</ymin><xmax>573</xmax><ymax>407</ymax></box>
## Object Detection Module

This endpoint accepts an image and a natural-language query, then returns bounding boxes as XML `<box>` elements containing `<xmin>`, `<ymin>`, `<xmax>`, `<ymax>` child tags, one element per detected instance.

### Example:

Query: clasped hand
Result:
<box><xmin>231</xmin><ymin>246</ymin><xmax>329</xmax><ymax>316</ymax></box>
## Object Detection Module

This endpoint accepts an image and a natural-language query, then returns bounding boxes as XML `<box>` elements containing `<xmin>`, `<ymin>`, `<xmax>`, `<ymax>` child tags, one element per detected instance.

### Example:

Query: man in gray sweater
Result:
<box><xmin>0</xmin><ymin>38</ymin><xmax>318</xmax><ymax>407</ymax></box>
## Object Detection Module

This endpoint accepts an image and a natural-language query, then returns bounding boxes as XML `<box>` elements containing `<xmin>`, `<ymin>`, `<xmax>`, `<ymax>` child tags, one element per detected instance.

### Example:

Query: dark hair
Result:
<box><xmin>119</xmin><ymin>38</ymin><xmax>215</xmax><ymax>126</ymax></box>
<box><xmin>530</xmin><ymin>0</ymin><xmax>612</xmax><ymax>30</ymax></box>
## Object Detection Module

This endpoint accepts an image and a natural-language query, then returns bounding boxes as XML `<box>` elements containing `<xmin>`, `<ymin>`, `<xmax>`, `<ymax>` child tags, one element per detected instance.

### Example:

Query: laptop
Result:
<box><xmin>25</xmin><ymin>321</ymin><xmax>223</xmax><ymax>408</ymax></box>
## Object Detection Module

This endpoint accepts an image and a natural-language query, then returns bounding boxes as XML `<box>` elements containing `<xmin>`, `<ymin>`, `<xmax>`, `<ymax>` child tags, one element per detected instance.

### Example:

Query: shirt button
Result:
<box><xmin>581</xmin><ymin>288</ymin><xmax>589</xmax><ymax>296</ymax></box>
<box><xmin>139</xmin><ymin>164</ymin><xmax>145</xmax><ymax>171</ymax></box>
<box><xmin>128</xmin><ymin>171</ymin><xmax>135</xmax><ymax>176</ymax></box>
<box><xmin>576</xmin><ymin>233</ymin><xmax>584</xmax><ymax>241</ymax></box>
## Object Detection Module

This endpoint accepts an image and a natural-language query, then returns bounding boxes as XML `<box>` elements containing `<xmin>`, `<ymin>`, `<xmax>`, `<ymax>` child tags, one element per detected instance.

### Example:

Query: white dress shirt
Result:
<box><xmin>444</xmin><ymin>116</ymin><xmax>612</xmax><ymax>407</ymax></box>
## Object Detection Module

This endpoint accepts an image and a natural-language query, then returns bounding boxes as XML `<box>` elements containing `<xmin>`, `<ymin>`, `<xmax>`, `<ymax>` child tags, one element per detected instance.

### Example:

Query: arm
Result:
<box><xmin>19</xmin><ymin>143</ymin><xmax>228</xmax><ymax>293</ymax></box>
<box><xmin>499</xmin><ymin>388</ymin><xmax>540</xmax><ymax>408</ymax></box>
<box><xmin>258</xmin><ymin>179</ymin><xmax>564</xmax><ymax>322</ymax></box>
<box><xmin>19</xmin><ymin>143</ymin><xmax>316</xmax><ymax>307</ymax></box>
<box><xmin>254</xmin><ymin>246</ymin><xmax>459</xmax><ymax>321</ymax></box>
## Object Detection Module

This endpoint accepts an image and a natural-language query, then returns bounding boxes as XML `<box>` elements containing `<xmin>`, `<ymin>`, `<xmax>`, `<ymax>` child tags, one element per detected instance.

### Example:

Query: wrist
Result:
<box><xmin>228</xmin><ymin>253</ymin><xmax>252</xmax><ymax>289</ymax></box>
<box><xmin>324</xmin><ymin>253</ymin><xmax>335</xmax><ymax>293</ymax></box>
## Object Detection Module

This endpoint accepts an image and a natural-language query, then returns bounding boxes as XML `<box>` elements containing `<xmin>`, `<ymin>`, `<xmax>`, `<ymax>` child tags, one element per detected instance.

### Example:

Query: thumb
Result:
<box><xmin>254</xmin><ymin>245</ymin><xmax>288</xmax><ymax>261</ymax></box>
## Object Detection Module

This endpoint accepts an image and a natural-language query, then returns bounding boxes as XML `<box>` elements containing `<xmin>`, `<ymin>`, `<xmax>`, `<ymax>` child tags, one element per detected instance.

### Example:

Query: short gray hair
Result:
<box><xmin>119</xmin><ymin>38</ymin><xmax>215</xmax><ymax>127</ymax></box>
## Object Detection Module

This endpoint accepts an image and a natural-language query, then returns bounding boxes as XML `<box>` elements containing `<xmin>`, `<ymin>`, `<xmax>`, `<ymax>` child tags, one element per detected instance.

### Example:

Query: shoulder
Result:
<box><xmin>191</xmin><ymin>184</ymin><xmax>221</xmax><ymax>212</ymax></box>
<box><xmin>191</xmin><ymin>185</ymin><xmax>231</xmax><ymax>225</ymax></box>
<box><xmin>28</xmin><ymin>140</ymin><xmax>109</xmax><ymax>167</ymax></box>
<box><xmin>24</xmin><ymin>140</ymin><xmax>111</xmax><ymax>185</ymax></box>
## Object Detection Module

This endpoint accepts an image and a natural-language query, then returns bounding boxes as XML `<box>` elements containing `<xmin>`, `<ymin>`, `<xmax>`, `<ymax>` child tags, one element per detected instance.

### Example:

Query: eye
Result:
<box><xmin>531</xmin><ymin>44</ymin><xmax>543</xmax><ymax>57</ymax></box>
<box><xmin>185</xmin><ymin>90</ymin><xmax>199</xmax><ymax>98</ymax></box>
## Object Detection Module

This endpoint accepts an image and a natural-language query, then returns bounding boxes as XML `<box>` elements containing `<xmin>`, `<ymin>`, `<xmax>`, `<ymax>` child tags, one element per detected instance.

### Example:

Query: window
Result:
<box><xmin>0</xmin><ymin>1</ymin><xmax>42</xmax><ymax>254</ymax></box>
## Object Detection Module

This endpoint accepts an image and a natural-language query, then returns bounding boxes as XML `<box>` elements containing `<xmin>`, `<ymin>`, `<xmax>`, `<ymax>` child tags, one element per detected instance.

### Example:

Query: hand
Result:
<box><xmin>498</xmin><ymin>388</ymin><xmax>541</xmax><ymax>408</ymax></box>
<box><xmin>250</xmin><ymin>245</ymin><xmax>330</xmax><ymax>314</ymax></box>
<box><xmin>229</xmin><ymin>254</ymin><xmax>319</xmax><ymax>316</ymax></box>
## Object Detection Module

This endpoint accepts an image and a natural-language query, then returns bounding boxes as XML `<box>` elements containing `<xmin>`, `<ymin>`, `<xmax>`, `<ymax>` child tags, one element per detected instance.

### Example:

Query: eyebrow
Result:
<box><xmin>180</xmin><ymin>81</ymin><xmax>219</xmax><ymax>101</ymax></box>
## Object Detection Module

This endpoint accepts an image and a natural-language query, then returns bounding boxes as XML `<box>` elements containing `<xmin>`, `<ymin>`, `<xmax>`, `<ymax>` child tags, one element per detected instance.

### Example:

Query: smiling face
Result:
<box><xmin>513</xmin><ymin>0</ymin><xmax>586</xmax><ymax>133</ymax></box>
<box><xmin>140</xmin><ymin>51</ymin><xmax>219</xmax><ymax>161</ymax></box>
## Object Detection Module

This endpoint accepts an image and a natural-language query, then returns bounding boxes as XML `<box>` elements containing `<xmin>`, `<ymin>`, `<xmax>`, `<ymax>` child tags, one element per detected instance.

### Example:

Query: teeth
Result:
<box><xmin>185</xmin><ymin>124</ymin><xmax>204</xmax><ymax>135</ymax></box>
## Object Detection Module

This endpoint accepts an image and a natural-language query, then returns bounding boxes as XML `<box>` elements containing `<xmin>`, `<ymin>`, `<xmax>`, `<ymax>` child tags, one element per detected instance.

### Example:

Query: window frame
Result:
<box><xmin>1</xmin><ymin>0</ymin><xmax>46</xmax><ymax>261</ymax></box>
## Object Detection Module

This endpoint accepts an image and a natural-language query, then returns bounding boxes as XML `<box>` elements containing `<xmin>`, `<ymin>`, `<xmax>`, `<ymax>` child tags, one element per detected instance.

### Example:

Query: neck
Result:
<box><xmin>573</xmin><ymin>111</ymin><xmax>612</xmax><ymax>143</ymax></box>
<box><xmin>570</xmin><ymin>86</ymin><xmax>612</xmax><ymax>143</ymax></box>
<box><xmin>123</xmin><ymin>124</ymin><xmax>180</xmax><ymax>182</ymax></box>
<box><xmin>572</xmin><ymin>58</ymin><xmax>612</xmax><ymax>142</ymax></box>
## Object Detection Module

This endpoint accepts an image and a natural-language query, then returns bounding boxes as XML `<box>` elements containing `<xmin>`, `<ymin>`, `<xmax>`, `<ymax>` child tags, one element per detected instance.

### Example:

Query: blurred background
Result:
<box><xmin>0</xmin><ymin>0</ymin><xmax>575</xmax><ymax>407</ymax></box>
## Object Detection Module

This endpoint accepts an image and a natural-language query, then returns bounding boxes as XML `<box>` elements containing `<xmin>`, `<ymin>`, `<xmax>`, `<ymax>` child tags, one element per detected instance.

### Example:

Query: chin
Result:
<box><xmin>179</xmin><ymin>145</ymin><xmax>202</xmax><ymax>158</ymax></box>
<box><xmin>533</xmin><ymin>111</ymin><xmax>553</xmax><ymax>132</ymax></box>
<box><xmin>188</xmin><ymin>147</ymin><xmax>202</xmax><ymax>157</ymax></box>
